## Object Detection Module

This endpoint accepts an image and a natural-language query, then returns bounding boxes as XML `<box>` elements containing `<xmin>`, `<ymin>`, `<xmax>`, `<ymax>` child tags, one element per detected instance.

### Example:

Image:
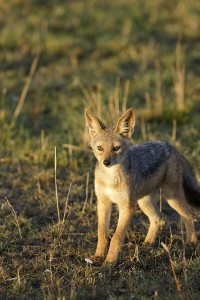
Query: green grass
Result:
<box><xmin>0</xmin><ymin>0</ymin><xmax>200</xmax><ymax>299</ymax></box>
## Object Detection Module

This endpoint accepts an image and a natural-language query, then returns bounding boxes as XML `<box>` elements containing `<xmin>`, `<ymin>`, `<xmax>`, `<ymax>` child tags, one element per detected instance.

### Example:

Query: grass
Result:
<box><xmin>0</xmin><ymin>0</ymin><xmax>200</xmax><ymax>299</ymax></box>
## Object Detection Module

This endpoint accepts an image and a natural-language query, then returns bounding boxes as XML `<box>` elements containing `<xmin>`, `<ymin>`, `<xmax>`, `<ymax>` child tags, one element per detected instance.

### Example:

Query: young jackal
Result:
<box><xmin>85</xmin><ymin>108</ymin><xmax>200</xmax><ymax>266</ymax></box>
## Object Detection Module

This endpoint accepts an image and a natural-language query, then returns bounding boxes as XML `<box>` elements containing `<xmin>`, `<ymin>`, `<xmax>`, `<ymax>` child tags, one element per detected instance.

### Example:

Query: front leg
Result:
<box><xmin>91</xmin><ymin>197</ymin><xmax>112</xmax><ymax>262</ymax></box>
<box><xmin>104</xmin><ymin>204</ymin><xmax>134</xmax><ymax>266</ymax></box>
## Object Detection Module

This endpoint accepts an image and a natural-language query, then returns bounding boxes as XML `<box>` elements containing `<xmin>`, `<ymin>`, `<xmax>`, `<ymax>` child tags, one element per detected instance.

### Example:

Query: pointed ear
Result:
<box><xmin>85</xmin><ymin>108</ymin><xmax>106</xmax><ymax>137</ymax></box>
<box><xmin>115</xmin><ymin>108</ymin><xmax>135</xmax><ymax>138</ymax></box>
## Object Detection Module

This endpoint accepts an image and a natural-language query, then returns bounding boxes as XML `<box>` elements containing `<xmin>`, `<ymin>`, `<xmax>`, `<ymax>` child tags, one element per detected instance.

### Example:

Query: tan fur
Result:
<box><xmin>85</xmin><ymin>108</ymin><xmax>198</xmax><ymax>266</ymax></box>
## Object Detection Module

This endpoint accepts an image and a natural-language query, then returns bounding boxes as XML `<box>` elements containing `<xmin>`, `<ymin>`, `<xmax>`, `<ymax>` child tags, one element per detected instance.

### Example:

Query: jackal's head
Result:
<box><xmin>85</xmin><ymin>108</ymin><xmax>135</xmax><ymax>167</ymax></box>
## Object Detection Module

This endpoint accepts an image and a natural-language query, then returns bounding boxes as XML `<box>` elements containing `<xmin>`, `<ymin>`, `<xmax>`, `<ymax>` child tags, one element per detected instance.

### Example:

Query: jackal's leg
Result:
<box><xmin>165</xmin><ymin>189</ymin><xmax>197</xmax><ymax>243</ymax></box>
<box><xmin>138</xmin><ymin>195</ymin><xmax>162</xmax><ymax>244</ymax></box>
<box><xmin>104</xmin><ymin>204</ymin><xmax>134</xmax><ymax>266</ymax></box>
<box><xmin>92</xmin><ymin>198</ymin><xmax>112</xmax><ymax>261</ymax></box>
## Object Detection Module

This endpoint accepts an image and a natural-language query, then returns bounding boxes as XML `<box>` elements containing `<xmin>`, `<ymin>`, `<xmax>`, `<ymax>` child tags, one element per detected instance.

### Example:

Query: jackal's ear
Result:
<box><xmin>85</xmin><ymin>109</ymin><xmax>106</xmax><ymax>137</ymax></box>
<box><xmin>115</xmin><ymin>108</ymin><xmax>135</xmax><ymax>138</ymax></box>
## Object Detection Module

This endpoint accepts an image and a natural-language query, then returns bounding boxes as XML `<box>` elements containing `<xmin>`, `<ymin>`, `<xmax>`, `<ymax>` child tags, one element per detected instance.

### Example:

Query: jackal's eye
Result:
<box><xmin>97</xmin><ymin>146</ymin><xmax>103</xmax><ymax>151</ymax></box>
<box><xmin>113</xmin><ymin>146</ymin><xmax>121</xmax><ymax>152</ymax></box>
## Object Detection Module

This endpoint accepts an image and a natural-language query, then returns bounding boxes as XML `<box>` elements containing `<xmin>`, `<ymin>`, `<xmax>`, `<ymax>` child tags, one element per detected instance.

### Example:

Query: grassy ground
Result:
<box><xmin>0</xmin><ymin>0</ymin><xmax>200</xmax><ymax>299</ymax></box>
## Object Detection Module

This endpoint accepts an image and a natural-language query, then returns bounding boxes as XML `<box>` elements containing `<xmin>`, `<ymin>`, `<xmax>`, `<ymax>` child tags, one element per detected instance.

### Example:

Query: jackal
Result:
<box><xmin>85</xmin><ymin>108</ymin><xmax>200</xmax><ymax>266</ymax></box>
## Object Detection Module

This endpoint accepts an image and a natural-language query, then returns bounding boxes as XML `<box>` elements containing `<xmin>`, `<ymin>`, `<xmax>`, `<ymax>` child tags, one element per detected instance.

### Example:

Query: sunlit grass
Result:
<box><xmin>0</xmin><ymin>0</ymin><xmax>200</xmax><ymax>299</ymax></box>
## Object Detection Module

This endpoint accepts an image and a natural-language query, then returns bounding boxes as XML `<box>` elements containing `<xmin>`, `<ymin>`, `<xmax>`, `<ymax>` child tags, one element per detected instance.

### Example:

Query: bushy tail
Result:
<box><xmin>181</xmin><ymin>155</ymin><xmax>200</xmax><ymax>208</ymax></box>
<box><xmin>183</xmin><ymin>174</ymin><xmax>200</xmax><ymax>207</ymax></box>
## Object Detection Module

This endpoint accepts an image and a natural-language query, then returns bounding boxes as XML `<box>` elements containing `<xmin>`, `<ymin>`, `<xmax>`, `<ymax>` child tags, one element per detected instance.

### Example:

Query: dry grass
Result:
<box><xmin>0</xmin><ymin>0</ymin><xmax>200</xmax><ymax>299</ymax></box>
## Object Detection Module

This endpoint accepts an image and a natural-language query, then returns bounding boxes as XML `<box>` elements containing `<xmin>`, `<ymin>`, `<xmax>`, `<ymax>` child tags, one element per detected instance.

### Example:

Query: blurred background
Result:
<box><xmin>1</xmin><ymin>0</ymin><xmax>200</xmax><ymax>149</ymax></box>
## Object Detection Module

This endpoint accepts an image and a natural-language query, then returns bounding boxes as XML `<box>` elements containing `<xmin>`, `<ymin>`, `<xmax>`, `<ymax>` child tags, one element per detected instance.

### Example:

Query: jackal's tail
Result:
<box><xmin>181</xmin><ymin>155</ymin><xmax>200</xmax><ymax>208</ymax></box>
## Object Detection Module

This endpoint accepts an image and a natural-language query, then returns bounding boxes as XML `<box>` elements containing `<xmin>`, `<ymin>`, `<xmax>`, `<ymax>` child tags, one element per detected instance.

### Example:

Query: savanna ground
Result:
<box><xmin>0</xmin><ymin>0</ymin><xmax>200</xmax><ymax>299</ymax></box>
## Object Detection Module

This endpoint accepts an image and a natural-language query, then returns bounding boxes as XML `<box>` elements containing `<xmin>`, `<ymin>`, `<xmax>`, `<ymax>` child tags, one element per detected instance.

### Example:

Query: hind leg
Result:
<box><xmin>164</xmin><ymin>187</ymin><xmax>197</xmax><ymax>243</ymax></box>
<box><xmin>138</xmin><ymin>194</ymin><xmax>163</xmax><ymax>244</ymax></box>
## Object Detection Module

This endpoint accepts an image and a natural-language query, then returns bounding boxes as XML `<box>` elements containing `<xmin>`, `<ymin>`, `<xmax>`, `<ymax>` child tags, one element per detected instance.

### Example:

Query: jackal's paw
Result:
<box><xmin>86</xmin><ymin>255</ymin><xmax>104</xmax><ymax>266</ymax></box>
<box><xmin>186</xmin><ymin>240</ymin><xmax>199</xmax><ymax>247</ymax></box>
<box><xmin>91</xmin><ymin>255</ymin><xmax>104</xmax><ymax>262</ymax></box>
<box><xmin>142</xmin><ymin>240</ymin><xmax>156</xmax><ymax>247</ymax></box>
<box><xmin>102</xmin><ymin>259</ymin><xmax>117</xmax><ymax>269</ymax></box>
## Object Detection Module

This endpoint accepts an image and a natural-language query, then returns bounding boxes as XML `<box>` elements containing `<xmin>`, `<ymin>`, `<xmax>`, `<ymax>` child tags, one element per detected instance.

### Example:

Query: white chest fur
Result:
<box><xmin>95</xmin><ymin>165</ymin><xmax>129</xmax><ymax>204</ymax></box>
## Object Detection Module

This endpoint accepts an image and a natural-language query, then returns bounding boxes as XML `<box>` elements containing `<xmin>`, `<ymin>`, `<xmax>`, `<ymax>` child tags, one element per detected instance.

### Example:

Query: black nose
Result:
<box><xmin>103</xmin><ymin>159</ymin><xmax>111</xmax><ymax>166</ymax></box>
